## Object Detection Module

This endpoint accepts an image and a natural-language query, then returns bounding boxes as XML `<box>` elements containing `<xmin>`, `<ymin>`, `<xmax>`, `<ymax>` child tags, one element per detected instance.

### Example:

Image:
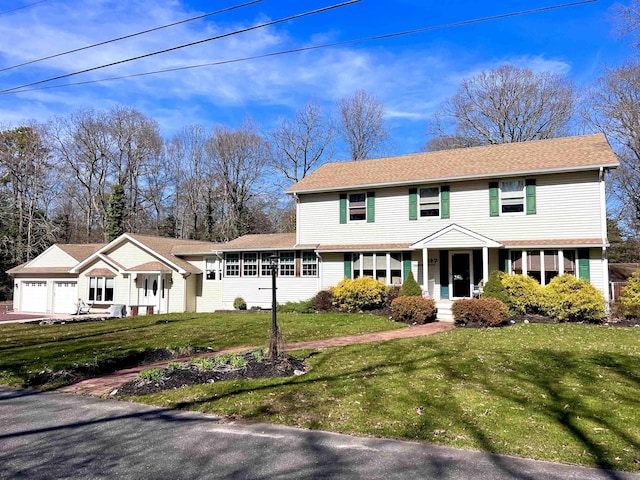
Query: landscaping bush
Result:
<box><xmin>390</xmin><ymin>296</ymin><xmax>437</xmax><ymax>324</ymax></box>
<box><xmin>451</xmin><ymin>298</ymin><xmax>509</xmax><ymax>327</ymax></box>
<box><xmin>620</xmin><ymin>270</ymin><xmax>640</xmax><ymax>317</ymax></box>
<box><xmin>314</xmin><ymin>290</ymin><xmax>334</xmax><ymax>312</ymax></box>
<box><xmin>277</xmin><ymin>299</ymin><xmax>315</xmax><ymax>314</ymax></box>
<box><xmin>331</xmin><ymin>277</ymin><xmax>388</xmax><ymax>311</ymax></box>
<box><xmin>386</xmin><ymin>285</ymin><xmax>401</xmax><ymax>306</ymax></box>
<box><xmin>399</xmin><ymin>271</ymin><xmax>422</xmax><ymax>297</ymax></box>
<box><xmin>540</xmin><ymin>274</ymin><xmax>605</xmax><ymax>322</ymax></box>
<box><xmin>233</xmin><ymin>297</ymin><xmax>247</xmax><ymax>310</ymax></box>
<box><xmin>502</xmin><ymin>274</ymin><xmax>543</xmax><ymax>314</ymax></box>
<box><xmin>481</xmin><ymin>270</ymin><xmax>509</xmax><ymax>304</ymax></box>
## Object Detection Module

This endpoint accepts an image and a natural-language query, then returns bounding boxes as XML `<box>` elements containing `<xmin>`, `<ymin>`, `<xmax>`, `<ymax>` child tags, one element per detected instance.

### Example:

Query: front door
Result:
<box><xmin>142</xmin><ymin>274</ymin><xmax>160</xmax><ymax>311</ymax></box>
<box><xmin>451</xmin><ymin>253</ymin><xmax>471</xmax><ymax>298</ymax></box>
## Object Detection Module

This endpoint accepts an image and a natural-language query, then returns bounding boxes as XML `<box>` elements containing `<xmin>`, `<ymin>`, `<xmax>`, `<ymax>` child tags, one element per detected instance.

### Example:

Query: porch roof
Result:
<box><xmin>500</xmin><ymin>238</ymin><xmax>607</xmax><ymax>248</ymax></box>
<box><xmin>411</xmin><ymin>224</ymin><xmax>501</xmax><ymax>249</ymax></box>
<box><xmin>128</xmin><ymin>261</ymin><xmax>173</xmax><ymax>273</ymax></box>
<box><xmin>316</xmin><ymin>243</ymin><xmax>412</xmax><ymax>252</ymax></box>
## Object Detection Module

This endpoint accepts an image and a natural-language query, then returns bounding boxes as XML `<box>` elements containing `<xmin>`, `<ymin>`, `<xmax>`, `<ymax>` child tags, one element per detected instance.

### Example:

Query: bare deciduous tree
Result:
<box><xmin>585</xmin><ymin>62</ymin><xmax>640</xmax><ymax>234</ymax></box>
<box><xmin>270</xmin><ymin>101</ymin><xmax>334</xmax><ymax>184</ymax></box>
<box><xmin>337</xmin><ymin>90</ymin><xmax>389</xmax><ymax>160</ymax></box>
<box><xmin>428</xmin><ymin>65</ymin><xmax>575</xmax><ymax>149</ymax></box>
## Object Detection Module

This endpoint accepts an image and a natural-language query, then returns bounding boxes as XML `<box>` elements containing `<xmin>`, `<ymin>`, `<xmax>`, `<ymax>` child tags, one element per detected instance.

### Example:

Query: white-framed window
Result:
<box><xmin>243</xmin><ymin>252</ymin><xmax>258</xmax><ymax>277</ymax></box>
<box><xmin>419</xmin><ymin>187</ymin><xmax>440</xmax><ymax>217</ymax></box>
<box><xmin>89</xmin><ymin>276</ymin><xmax>114</xmax><ymax>302</ymax></box>
<box><xmin>261</xmin><ymin>252</ymin><xmax>274</xmax><ymax>276</ymax></box>
<box><xmin>500</xmin><ymin>180</ymin><xmax>525</xmax><ymax>214</ymax></box>
<box><xmin>205</xmin><ymin>258</ymin><xmax>220</xmax><ymax>280</ymax></box>
<box><xmin>302</xmin><ymin>251</ymin><xmax>317</xmax><ymax>277</ymax></box>
<box><xmin>279</xmin><ymin>251</ymin><xmax>296</xmax><ymax>277</ymax></box>
<box><xmin>225</xmin><ymin>253</ymin><xmax>240</xmax><ymax>277</ymax></box>
<box><xmin>349</xmin><ymin>193</ymin><xmax>367</xmax><ymax>221</ymax></box>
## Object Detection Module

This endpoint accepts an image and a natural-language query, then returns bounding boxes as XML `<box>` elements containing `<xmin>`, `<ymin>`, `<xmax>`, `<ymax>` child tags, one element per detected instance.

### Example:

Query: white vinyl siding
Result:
<box><xmin>297</xmin><ymin>171</ymin><xmax>603</xmax><ymax>246</ymax></box>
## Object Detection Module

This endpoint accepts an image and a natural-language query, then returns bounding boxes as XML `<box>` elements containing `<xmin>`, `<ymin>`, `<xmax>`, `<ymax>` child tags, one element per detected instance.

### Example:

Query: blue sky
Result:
<box><xmin>0</xmin><ymin>0</ymin><xmax>631</xmax><ymax>156</ymax></box>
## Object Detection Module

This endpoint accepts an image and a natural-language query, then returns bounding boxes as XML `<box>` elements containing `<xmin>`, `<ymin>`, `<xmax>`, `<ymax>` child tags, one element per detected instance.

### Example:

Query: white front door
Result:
<box><xmin>140</xmin><ymin>274</ymin><xmax>168</xmax><ymax>313</ymax></box>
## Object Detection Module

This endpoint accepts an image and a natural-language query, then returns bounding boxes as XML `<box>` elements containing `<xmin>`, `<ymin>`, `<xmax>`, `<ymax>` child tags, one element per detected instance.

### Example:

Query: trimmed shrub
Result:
<box><xmin>502</xmin><ymin>274</ymin><xmax>543</xmax><ymax>314</ymax></box>
<box><xmin>540</xmin><ymin>274</ymin><xmax>605</xmax><ymax>322</ymax></box>
<box><xmin>391</xmin><ymin>296</ymin><xmax>437</xmax><ymax>324</ymax></box>
<box><xmin>233</xmin><ymin>297</ymin><xmax>247</xmax><ymax>310</ymax></box>
<box><xmin>399</xmin><ymin>271</ymin><xmax>422</xmax><ymax>297</ymax></box>
<box><xmin>331</xmin><ymin>277</ymin><xmax>388</xmax><ymax>311</ymax></box>
<box><xmin>314</xmin><ymin>290</ymin><xmax>334</xmax><ymax>312</ymax></box>
<box><xmin>621</xmin><ymin>270</ymin><xmax>640</xmax><ymax>317</ymax></box>
<box><xmin>451</xmin><ymin>298</ymin><xmax>509</xmax><ymax>327</ymax></box>
<box><xmin>482</xmin><ymin>270</ymin><xmax>509</xmax><ymax>304</ymax></box>
<box><xmin>277</xmin><ymin>299</ymin><xmax>315</xmax><ymax>313</ymax></box>
<box><xmin>386</xmin><ymin>285</ymin><xmax>401</xmax><ymax>306</ymax></box>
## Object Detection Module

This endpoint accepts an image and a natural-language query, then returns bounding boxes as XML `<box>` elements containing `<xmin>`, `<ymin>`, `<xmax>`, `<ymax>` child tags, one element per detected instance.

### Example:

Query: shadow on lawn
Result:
<box><xmin>169</xmin><ymin>342</ymin><xmax>639</xmax><ymax>477</ymax></box>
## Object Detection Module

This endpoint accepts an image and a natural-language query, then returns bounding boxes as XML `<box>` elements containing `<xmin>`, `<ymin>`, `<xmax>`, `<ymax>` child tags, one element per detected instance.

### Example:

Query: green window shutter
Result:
<box><xmin>526</xmin><ymin>179</ymin><xmax>536</xmax><ymax>215</ymax></box>
<box><xmin>402</xmin><ymin>252</ymin><xmax>412</xmax><ymax>280</ymax></box>
<box><xmin>439</xmin><ymin>250</ymin><xmax>449</xmax><ymax>299</ymax></box>
<box><xmin>366</xmin><ymin>191</ymin><xmax>375</xmax><ymax>223</ymax></box>
<box><xmin>578</xmin><ymin>248</ymin><xmax>590</xmax><ymax>281</ymax></box>
<box><xmin>409</xmin><ymin>188</ymin><xmax>418</xmax><ymax>220</ymax></box>
<box><xmin>489</xmin><ymin>182</ymin><xmax>499</xmax><ymax>217</ymax></box>
<box><xmin>339</xmin><ymin>194</ymin><xmax>347</xmax><ymax>224</ymax></box>
<box><xmin>441</xmin><ymin>186</ymin><xmax>450</xmax><ymax>219</ymax></box>
<box><xmin>343</xmin><ymin>254</ymin><xmax>352</xmax><ymax>279</ymax></box>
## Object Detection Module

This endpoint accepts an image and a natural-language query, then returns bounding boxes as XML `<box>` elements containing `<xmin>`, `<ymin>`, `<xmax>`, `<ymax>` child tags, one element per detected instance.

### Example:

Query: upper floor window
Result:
<box><xmin>419</xmin><ymin>187</ymin><xmax>440</xmax><ymax>217</ymax></box>
<box><xmin>501</xmin><ymin>180</ymin><xmax>525</xmax><ymax>214</ymax></box>
<box><xmin>225</xmin><ymin>253</ymin><xmax>240</xmax><ymax>277</ymax></box>
<box><xmin>349</xmin><ymin>193</ymin><xmax>367</xmax><ymax>221</ymax></box>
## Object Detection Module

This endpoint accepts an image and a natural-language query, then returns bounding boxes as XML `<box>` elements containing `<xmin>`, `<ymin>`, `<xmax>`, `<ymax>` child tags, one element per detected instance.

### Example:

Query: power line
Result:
<box><xmin>1</xmin><ymin>0</ymin><xmax>597</xmax><ymax>96</ymax></box>
<box><xmin>0</xmin><ymin>0</ymin><xmax>263</xmax><ymax>73</ymax></box>
<box><xmin>0</xmin><ymin>0</ymin><xmax>360</xmax><ymax>94</ymax></box>
<box><xmin>0</xmin><ymin>0</ymin><xmax>50</xmax><ymax>17</ymax></box>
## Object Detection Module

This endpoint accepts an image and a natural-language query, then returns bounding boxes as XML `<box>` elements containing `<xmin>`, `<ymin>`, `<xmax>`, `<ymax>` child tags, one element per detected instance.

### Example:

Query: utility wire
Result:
<box><xmin>0</xmin><ymin>0</ymin><xmax>360</xmax><ymax>94</ymax></box>
<box><xmin>1</xmin><ymin>0</ymin><xmax>597</xmax><ymax>96</ymax></box>
<box><xmin>0</xmin><ymin>0</ymin><xmax>50</xmax><ymax>17</ymax></box>
<box><xmin>0</xmin><ymin>0</ymin><xmax>262</xmax><ymax>73</ymax></box>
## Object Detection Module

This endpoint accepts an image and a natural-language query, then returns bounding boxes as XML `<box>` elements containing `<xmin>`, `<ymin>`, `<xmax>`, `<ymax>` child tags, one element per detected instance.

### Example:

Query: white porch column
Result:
<box><xmin>359</xmin><ymin>253</ymin><xmax>364</xmax><ymax>278</ymax></box>
<box><xmin>157</xmin><ymin>273</ymin><xmax>162</xmax><ymax>314</ymax></box>
<box><xmin>558</xmin><ymin>250</ymin><xmax>564</xmax><ymax>275</ymax></box>
<box><xmin>482</xmin><ymin>246</ymin><xmax>489</xmax><ymax>283</ymax></box>
<box><xmin>540</xmin><ymin>250</ymin><xmax>546</xmax><ymax>286</ymax></box>
<box><xmin>422</xmin><ymin>247</ymin><xmax>429</xmax><ymax>291</ymax></box>
<box><xmin>522</xmin><ymin>250</ymin><xmax>528</xmax><ymax>276</ymax></box>
<box><xmin>386</xmin><ymin>253</ymin><xmax>391</xmax><ymax>285</ymax></box>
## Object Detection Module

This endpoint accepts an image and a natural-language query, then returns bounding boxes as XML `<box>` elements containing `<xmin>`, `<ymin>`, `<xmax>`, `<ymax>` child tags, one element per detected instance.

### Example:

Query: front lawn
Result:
<box><xmin>0</xmin><ymin>311</ymin><xmax>403</xmax><ymax>387</ymax></box>
<box><xmin>134</xmin><ymin>324</ymin><xmax>640</xmax><ymax>471</ymax></box>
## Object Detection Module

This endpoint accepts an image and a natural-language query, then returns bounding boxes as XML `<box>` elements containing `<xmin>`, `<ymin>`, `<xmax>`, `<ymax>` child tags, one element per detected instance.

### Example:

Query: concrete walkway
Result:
<box><xmin>58</xmin><ymin>322</ymin><xmax>454</xmax><ymax>396</ymax></box>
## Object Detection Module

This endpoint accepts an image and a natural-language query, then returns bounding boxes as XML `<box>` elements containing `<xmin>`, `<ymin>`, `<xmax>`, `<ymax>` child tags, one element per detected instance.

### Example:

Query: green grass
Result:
<box><xmin>0</xmin><ymin>311</ymin><xmax>402</xmax><ymax>387</ymax></box>
<box><xmin>133</xmin><ymin>324</ymin><xmax>640</xmax><ymax>472</ymax></box>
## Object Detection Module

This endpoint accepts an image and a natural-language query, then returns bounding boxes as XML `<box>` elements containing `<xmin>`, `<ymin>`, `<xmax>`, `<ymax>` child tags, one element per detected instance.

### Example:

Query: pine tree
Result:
<box><xmin>105</xmin><ymin>184</ymin><xmax>126</xmax><ymax>242</ymax></box>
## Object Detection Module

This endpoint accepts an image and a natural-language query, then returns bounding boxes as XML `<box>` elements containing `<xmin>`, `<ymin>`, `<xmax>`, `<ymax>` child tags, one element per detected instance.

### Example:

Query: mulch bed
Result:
<box><xmin>114</xmin><ymin>352</ymin><xmax>308</xmax><ymax>397</ymax></box>
<box><xmin>457</xmin><ymin>313</ymin><xmax>640</xmax><ymax>329</ymax></box>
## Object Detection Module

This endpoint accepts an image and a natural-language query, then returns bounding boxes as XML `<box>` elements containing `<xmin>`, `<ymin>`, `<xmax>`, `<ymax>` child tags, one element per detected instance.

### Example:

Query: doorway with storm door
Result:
<box><xmin>141</xmin><ymin>274</ymin><xmax>164</xmax><ymax>314</ymax></box>
<box><xmin>450</xmin><ymin>252</ymin><xmax>472</xmax><ymax>299</ymax></box>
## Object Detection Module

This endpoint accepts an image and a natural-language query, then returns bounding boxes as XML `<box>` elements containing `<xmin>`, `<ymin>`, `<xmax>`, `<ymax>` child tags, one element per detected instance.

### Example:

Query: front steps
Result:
<box><xmin>436</xmin><ymin>300</ymin><xmax>454</xmax><ymax>322</ymax></box>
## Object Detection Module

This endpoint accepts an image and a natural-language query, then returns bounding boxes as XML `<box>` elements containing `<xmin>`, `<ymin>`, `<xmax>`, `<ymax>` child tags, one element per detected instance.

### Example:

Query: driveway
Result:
<box><xmin>1</xmin><ymin>386</ymin><xmax>638</xmax><ymax>480</ymax></box>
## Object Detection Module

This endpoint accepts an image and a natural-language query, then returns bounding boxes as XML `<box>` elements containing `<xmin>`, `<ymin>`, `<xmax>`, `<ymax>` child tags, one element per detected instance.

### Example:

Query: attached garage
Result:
<box><xmin>53</xmin><ymin>281</ymin><xmax>78</xmax><ymax>314</ymax></box>
<box><xmin>20</xmin><ymin>281</ymin><xmax>47</xmax><ymax>313</ymax></box>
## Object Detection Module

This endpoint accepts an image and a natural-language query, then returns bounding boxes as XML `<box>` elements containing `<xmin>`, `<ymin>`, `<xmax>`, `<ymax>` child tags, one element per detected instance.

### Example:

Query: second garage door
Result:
<box><xmin>53</xmin><ymin>281</ymin><xmax>77</xmax><ymax>314</ymax></box>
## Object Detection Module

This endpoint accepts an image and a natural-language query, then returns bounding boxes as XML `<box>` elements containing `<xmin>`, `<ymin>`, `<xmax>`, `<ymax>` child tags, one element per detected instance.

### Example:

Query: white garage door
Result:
<box><xmin>54</xmin><ymin>282</ymin><xmax>77</xmax><ymax>314</ymax></box>
<box><xmin>21</xmin><ymin>281</ymin><xmax>47</xmax><ymax>313</ymax></box>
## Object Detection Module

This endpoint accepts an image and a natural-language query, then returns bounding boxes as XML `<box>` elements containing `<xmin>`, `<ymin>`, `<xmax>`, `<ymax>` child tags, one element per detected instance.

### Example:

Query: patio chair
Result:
<box><xmin>75</xmin><ymin>299</ymin><xmax>92</xmax><ymax>315</ymax></box>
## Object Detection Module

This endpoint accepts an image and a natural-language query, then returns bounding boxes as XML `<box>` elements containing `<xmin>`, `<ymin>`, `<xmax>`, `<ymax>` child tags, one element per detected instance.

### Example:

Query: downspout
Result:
<box><xmin>600</xmin><ymin>167</ymin><xmax>610</xmax><ymax>304</ymax></box>
<box><xmin>315</xmin><ymin>250</ymin><xmax>322</xmax><ymax>292</ymax></box>
<box><xmin>294</xmin><ymin>193</ymin><xmax>300</xmax><ymax>246</ymax></box>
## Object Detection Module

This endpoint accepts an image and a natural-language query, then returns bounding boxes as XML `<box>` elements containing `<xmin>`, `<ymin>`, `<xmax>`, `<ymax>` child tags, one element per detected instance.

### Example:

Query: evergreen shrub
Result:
<box><xmin>233</xmin><ymin>297</ymin><xmax>247</xmax><ymax>310</ymax></box>
<box><xmin>621</xmin><ymin>270</ymin><xmax>640</xmax><ymax>317</ymax></box>
<box><xmin>540</xmin><ymin>274</ymin><xmax>605</xmax><ymax>322</ymax></box>
<box><xmin>481</xmin><ymin>270</ymin><xmax>509</xmax><ymax>304</ymax></box>
<box><xmin>314</xmin><ymin>290</ymin><xmax>334</xmax><ymax>312</ymax></box>
<box><xmin>331</xmin><ymin>277</ymin><xmax>388</xmax><ymax>311</ymax></box>
<box><xmin>391</xmin><ymin>296</ymin><xmax>437</xmax><ymax>324</ymax></box>
<box><xmin>502</xmin><ymin>274</ymin><xmax>543</xmax><ymax>314</ymax></box>
<box><xmin>399</xmin><ymin>271</ymin><xmax>422</xmax><ymax>297</ymax></box>
<box><xmin>452</xmin><ymin>298</ymin><xmax>509</xmax><ymax>327</ymax></box>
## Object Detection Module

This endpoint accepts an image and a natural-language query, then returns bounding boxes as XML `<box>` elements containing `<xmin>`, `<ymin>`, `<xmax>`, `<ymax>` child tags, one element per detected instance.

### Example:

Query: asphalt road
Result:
<box><xmin>1</xmin><ymin>386</ymin><xmax>638</xmax><ymax>480</ymax></box>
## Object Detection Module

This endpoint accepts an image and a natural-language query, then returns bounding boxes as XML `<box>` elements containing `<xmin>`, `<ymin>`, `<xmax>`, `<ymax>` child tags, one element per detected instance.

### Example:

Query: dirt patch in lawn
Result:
<box><xmin>115</xmin><ymin>351</ymin><xmax>308</xmax><ymax>397</ymax></box>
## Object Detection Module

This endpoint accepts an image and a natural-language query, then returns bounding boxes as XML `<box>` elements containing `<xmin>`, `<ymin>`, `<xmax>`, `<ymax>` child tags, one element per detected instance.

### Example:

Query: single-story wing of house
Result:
<box><xmin>9</xmin><ymin>134</ymin><xmax>619</xmax><ymax>316</ymax></box>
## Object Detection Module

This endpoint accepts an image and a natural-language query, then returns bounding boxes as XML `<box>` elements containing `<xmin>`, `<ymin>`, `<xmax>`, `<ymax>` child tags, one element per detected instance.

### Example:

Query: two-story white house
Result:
<box><xmin>9</xmin><ymin>134</ymin><xmax>618</xmax><ymax>315</ymax></box>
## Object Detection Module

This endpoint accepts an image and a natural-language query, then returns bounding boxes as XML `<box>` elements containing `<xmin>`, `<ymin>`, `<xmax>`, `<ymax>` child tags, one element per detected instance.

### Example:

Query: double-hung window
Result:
<box><xmin>302</xmin><ymin>251</ymin><xmax>317</xmax><ymax>277</ymax></box>
<box><xmin>279</xmin><ymin>251</ymin><xmax>296</xmax><ymax>277</ymax></box>
<box><xmin>243</xmin><ymin>253</ymin><xmax>258</xmax><ymax>277</ymax></box>
<box><xmin>500</xmin><ymin>180</ymin><xmax>525</xmax><ymax>214</ymax></box>
<box><xmin>261</xmin><ymin>252</ymin><xmax>274</xmax><ymax>276</ymax></box>
<box><xmin>225</xmin><ymin>253</ymin><xmax>240</xmax><ymax>277</ymax></box>
<box><xmin>349</xmin><ymin>193</ymin><xmax>367</xmax><ymax>221</ymax></box>
<box><xmin>89</xmin><ymin>276</ymin><xmax>114</xmax><ymax>302</ymax></box>
<box><xmin>419</xmin><ymin>187</ymin><xmax>440</xmax><ymax>217</ymax></box>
